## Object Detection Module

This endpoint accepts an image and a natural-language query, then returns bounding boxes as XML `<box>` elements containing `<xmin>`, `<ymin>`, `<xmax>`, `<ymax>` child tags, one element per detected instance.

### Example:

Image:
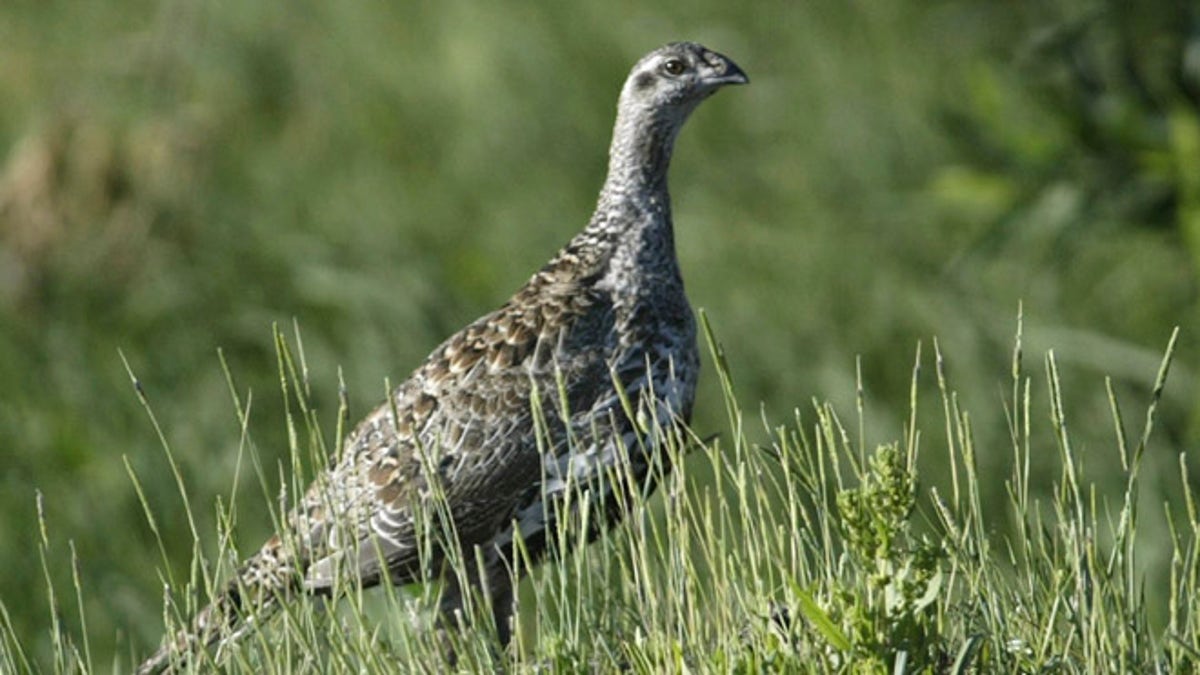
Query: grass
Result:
<box><xmin>4</xmin><ymin>311</ymin><xmax>1196</xmax><ymax>673</ymax></box>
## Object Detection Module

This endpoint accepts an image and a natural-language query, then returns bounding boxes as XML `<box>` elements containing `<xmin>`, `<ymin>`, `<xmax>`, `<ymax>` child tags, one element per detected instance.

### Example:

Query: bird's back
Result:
<box><xmin>293</xmin><ymin>213</ymin><xmax>699</xmax><ymax>588</ymax></box>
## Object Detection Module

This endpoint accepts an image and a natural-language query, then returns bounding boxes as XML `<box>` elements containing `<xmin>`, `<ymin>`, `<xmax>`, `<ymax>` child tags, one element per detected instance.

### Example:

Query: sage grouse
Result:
<box><xmin>138</xmin><ymin>41</ymin><xmax>747</xmax><ymax>673</ymax></box>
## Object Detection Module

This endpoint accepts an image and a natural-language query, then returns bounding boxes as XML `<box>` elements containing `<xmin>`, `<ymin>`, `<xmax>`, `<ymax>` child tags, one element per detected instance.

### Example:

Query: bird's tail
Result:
<box><xmin>137</xmin><ymin>538</ymin><xmax>298</xmax><ymax>675</ymax></box>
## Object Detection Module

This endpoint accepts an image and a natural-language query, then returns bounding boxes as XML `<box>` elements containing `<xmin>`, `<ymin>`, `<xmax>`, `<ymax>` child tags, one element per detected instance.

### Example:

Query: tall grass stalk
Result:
<box><xmin>3</xmin><ymin>314</ymin><xmax>1196</xmax><ymax>672</ymax></box>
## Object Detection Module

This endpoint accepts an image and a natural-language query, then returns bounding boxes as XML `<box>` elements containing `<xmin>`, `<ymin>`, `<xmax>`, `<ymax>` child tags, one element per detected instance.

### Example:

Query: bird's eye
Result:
<box><xmin>662</xmin><ymin>58</ymin><xmax>687</xmax><ymax>76</ymax></box>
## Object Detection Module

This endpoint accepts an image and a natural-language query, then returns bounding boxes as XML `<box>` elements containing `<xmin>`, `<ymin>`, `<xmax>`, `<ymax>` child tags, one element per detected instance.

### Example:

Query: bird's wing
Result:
<box><xmin>298</xmin><ymin>269</ymin><xmax>617</xmax><ymax>589</ymax></box>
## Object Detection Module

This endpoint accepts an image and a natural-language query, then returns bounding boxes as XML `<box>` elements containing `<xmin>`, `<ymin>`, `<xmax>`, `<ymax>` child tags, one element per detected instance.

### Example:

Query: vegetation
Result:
<box><xmin>1</xmin><ymin>0</ymin><xmax>1198</xmax><ymax>672</ymax></box>
<box><xmin>5</xmin><ymin>316</ymin><xmax>1196</xmax><ymax>672</ymax></box>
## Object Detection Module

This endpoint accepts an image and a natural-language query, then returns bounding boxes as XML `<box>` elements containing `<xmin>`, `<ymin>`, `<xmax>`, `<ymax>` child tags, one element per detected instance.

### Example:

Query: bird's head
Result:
<box><xmin>602</xmin><ymin>42</ymin><xmax>747</xmax><ymax>193</ymax></box>
<box><xmin>618</xmin><ymin>42</ymin><xmax>749</xmax><ymax>121</ymax></box>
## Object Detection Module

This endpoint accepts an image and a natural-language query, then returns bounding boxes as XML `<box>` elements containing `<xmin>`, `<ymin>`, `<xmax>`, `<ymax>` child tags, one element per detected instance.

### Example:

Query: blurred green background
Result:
<box><xmin>2</xmin><ymin>0</ymin><xmax>1198</xmax><ymax>668</ymax></box>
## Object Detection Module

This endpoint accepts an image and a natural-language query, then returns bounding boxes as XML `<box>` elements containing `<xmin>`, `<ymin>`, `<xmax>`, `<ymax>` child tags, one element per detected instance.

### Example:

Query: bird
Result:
<box><xmin>137</xmin><ymin>41</ymin><xmax>747</xmax><ymax>674</ymax></box>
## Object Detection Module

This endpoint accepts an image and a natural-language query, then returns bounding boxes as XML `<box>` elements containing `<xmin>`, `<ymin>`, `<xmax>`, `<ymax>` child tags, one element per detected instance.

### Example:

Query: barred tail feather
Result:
<box><xmin>137</xmin><ymin>543</ymin><xmax>296</xmax><ymax>674</ymax></box>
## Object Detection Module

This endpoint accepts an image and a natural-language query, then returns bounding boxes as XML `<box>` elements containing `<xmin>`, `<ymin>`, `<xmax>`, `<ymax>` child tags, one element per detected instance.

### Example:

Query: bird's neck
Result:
<box><xmin>599</xmin><ymin>109</ymin><xmax>680</xmax><ymax>199</ymax></box>
<box><xmin>588</xmin><ymin>108</ymin><xmax>682</xmax><ymax>261</ymax></box>
<box><xmin>550</xmin><ymin>108</ymin><xmax>686</xmax><ymax>288</ymax></box>
<box><xmin>585</xmin><ymin>111</ymin><xmax>684</xmax><ymax>292</ymax></box>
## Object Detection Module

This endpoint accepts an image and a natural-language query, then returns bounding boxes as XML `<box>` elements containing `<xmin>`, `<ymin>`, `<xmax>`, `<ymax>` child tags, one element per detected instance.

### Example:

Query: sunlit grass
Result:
<box><xmin>5</xmin><ymin>313</ymin><xmax>1195</xmax><ymax>673</ymax></box>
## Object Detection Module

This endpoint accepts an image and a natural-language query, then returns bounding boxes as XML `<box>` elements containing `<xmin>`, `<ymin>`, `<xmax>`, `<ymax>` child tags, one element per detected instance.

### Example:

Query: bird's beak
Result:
<box><xmin>700</xmin><ymin>50</ymin><xmax>749</xmax><ymax>87</ymax></box>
